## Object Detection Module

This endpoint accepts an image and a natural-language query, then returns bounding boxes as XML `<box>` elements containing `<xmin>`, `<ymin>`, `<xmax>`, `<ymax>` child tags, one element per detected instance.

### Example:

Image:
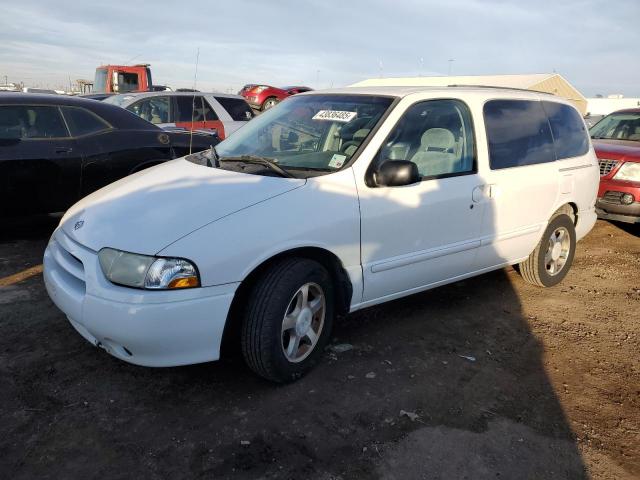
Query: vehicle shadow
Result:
<box><xmin>608</xmin><ymin>219</ymin><xmax>640</xmax><ymax>237</ymax></box>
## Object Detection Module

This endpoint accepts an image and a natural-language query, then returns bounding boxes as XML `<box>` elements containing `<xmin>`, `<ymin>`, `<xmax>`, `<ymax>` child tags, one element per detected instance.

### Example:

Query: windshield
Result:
<box><xmin>94</xmin><ymin>69</ymin><xmax>107</xmax><ymax>93</ymax></box>
<box><xmin>209</xmin><ymin>94</ymin><xmax>394</xmax><ymax>177</ymax></box>
<box><xmin>103</xmin><ymin>94</ymin><xmax>137</xmax><ymax>107</ymax></box>
<box><xmin>590</xmin><ymin>112</ymin><xmax>640</xmax><ymax>141</ymax></box>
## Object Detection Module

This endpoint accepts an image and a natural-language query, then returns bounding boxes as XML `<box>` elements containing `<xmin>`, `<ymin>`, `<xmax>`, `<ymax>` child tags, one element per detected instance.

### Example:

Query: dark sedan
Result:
<box><xmin>0</xmin><ymin>93</ymin><xmax>218</xmax><ymax>216</ymax></box>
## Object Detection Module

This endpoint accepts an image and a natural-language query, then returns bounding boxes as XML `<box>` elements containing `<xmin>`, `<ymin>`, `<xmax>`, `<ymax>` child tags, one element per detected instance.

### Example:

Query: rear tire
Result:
<box><xmin>241</xmin><ymin>258</ymin><xmax>334</xmax><ymax>383</ymax></box>
<box><xmin>519</xmin><ymin>214</ymin><xmax>576</xmax><ymax>287</ymax></box>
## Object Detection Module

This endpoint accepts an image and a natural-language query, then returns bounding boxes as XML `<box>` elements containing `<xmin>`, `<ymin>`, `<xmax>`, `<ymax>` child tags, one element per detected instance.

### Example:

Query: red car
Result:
<box><xmin>239</xmin><ymin>84</ymin><xmax>312</xmax><ymax>111</ymax></box>
<box><xmin>590</xmin><ymin>108</ymin><xmax>640</xmax><ymax>224</ymax></box>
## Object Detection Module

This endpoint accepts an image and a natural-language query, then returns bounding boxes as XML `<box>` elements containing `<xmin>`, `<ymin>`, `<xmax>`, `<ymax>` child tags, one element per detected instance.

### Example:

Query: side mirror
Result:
<box><xmin>373</xmin><ymin>160</ymin><xmax>421</xmax><ymax>187</ymax></box>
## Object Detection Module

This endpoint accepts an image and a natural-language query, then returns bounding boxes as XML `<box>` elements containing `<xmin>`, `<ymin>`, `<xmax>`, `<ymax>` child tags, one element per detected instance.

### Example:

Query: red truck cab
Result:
<box><xmin>591</xmin><ymin>108</ymin><xmax>640</xmax><ymax>224</ymax></box>
<box><xmin>94</xmin><ymin>64</ymin><xmax>152</xmax><ymax>94</ymax></box>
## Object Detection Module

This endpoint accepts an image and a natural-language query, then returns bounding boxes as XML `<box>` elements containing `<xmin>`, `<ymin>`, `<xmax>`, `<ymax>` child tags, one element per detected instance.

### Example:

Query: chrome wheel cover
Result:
<box><xmin>545</xmin><ymin>226</ymin><xmax>571</xmax><ymax>276</ymax></box>
<box><xmin>281</xmin><ymin>282</ymin><xmax>326</xmax><ymax>363</ymax></box>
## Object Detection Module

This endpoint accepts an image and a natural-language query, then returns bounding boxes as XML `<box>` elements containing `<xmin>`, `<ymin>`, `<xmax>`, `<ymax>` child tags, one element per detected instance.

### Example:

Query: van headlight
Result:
<box><xmin>98</xmin><ymin>248</ymin><xmax>200</xmax><ymax>290</ymax></box>
<box><xmin>613</xmin><ymin>162</ymin><xmax>640</xmax><ymax>182</ymax></box>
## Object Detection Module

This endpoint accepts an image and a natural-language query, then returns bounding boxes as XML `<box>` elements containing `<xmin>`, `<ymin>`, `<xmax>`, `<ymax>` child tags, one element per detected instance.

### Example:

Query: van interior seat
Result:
<box><xmin>410</xmin><ymin>128</ymin><xmax>459</xmax><ymax>176</ymax></box>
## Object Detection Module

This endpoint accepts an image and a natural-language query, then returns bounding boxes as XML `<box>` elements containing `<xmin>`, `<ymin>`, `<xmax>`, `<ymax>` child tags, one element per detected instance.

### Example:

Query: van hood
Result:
<box><xmin>60</xmin><ymin>158</ymin><xmax>305</xmax><ymax>253</ymax></box>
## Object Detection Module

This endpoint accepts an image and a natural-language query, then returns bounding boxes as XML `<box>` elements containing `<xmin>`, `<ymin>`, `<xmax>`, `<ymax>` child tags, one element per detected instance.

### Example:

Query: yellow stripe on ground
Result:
<box><xmin>0</xmin><ymin>264</ymin><xmax>44</xmax><ymax>287</ymax></box>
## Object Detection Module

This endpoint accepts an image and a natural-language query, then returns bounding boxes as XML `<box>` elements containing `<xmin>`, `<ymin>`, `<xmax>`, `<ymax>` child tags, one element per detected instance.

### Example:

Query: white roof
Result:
<box><xmin>308</xmin><ymin>85</ymin><xmax>554</xmax><ymax>100</ymax></box>
<box><xmin>350</xmin><ymin>73</ymin><xmax>560</xmax><ymax>89</ymax></box>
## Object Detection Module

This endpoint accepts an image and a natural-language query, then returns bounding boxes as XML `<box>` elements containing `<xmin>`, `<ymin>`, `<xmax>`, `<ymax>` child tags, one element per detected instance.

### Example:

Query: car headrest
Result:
<box><xmin>353</xmin><ymin>128</ymin><xmax>370</xmax><ymax>141</ymax></box>
<box><xmin>421</xmin><ymin>128</ymin><xmax>455</xmax><ymax>151</ymax></box>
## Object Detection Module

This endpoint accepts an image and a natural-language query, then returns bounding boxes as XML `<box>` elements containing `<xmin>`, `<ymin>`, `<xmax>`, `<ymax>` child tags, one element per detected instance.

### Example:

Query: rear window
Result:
<box><xmin>543</xmin><ymin>102</ymin><xmax>589</xmax><ymax>159</ymax></box>
<box><xmin>484</xmin><ymin>99</ymin><xmax>555</xmax><ymax>169</ymax></box>
<box><xmin>215</xmin><ymin>96</ymin><xmax>254</xmax><ymax>121</ymax></box>
<box><xmin>61</xmin><ymin>106</ymin><xmax>111</xmax><ymax>136</ymax></box>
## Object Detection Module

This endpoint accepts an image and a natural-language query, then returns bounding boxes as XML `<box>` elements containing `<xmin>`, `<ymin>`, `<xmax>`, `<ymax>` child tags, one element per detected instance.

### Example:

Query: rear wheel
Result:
<box><xmin>241</xmin><ymin>258</ymin><xmax>334</xmax><ymax>383</ymax></box>
<box><xmin>519</xmin><ymin>214</ymin><xmax>576</xmax><ymax>287</ymax></box>
<box><xmin>262</xmin><ymin>97</ymin><xmax>278</xmax><ymax>111</ymax></box>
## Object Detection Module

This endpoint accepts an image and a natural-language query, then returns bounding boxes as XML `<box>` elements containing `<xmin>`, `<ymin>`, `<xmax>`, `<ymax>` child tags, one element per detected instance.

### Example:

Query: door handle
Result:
<box><xmin>472</xmin><ymin>184</ymin><xmax>499</xmax><ymax>202</ymax></box>
<box><xmin>472</xmin><ymin>185</ymin><xmax>490</xmax><ymax>202</ymax></box>
<box><xmin>55</xmin><ymin>147</ymin><xmax>73</xmax><ymax>154</ymax></box>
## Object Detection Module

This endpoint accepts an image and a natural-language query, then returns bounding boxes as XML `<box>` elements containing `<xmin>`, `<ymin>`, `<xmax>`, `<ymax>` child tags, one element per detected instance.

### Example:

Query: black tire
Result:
<box><xmin>519</xmin><ymin>214</ymin><xmax>576</xmax><ymax>287</ymax></box>
<box><xmin>261</xmin><ymin>97</ymin><xmax>278</xmax><ymax>111</ymax></box>
<box><xmin>241</xmin><ymin>258</ymin><xmax>335</xmax><ymax>383</ymax></box>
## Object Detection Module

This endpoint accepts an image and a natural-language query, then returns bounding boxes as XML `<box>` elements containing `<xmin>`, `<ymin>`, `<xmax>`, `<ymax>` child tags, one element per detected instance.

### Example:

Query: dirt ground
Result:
<box><xmin>0</xmin><ymin>216</ymin><xmax>638</xmax><ymax>480</ymax></box>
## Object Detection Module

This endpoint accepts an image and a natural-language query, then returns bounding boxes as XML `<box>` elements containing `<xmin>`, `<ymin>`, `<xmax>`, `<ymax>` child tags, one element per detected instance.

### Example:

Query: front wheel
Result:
<box><xmin>261</xmin><ymin>97</ymin><xmax>279</xmax><ymax>111</ymax></box>
<box><xmin>241</xmin><ymin>258</ymin><xmax>334</xmax><ymax>383</ymax></box>
<box><xmin>518</xmin><ymin>214</ymin><xmax>576</xmax><ymax>287</ymax></box>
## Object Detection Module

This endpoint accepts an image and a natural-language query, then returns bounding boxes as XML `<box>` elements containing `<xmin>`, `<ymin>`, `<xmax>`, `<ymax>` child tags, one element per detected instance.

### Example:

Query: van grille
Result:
<box><xmin>598</xmin><ymin>159</ymin><xmax>618</xmax><ymax>176</ymax></box>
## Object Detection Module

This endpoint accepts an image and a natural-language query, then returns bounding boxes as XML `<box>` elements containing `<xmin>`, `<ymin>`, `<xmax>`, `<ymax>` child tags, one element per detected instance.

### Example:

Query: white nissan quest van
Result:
<box><xmin>44</xmin><ymin>86</ymin><xmax>599</xmax><ymax>382</ymax></box>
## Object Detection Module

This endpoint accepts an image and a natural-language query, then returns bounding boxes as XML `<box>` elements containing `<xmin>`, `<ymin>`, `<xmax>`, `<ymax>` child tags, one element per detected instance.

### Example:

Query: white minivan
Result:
<box><xmin>44</xmin><ymin>86</ymin><xmax>599</xmax><ymax>382</ymax></box>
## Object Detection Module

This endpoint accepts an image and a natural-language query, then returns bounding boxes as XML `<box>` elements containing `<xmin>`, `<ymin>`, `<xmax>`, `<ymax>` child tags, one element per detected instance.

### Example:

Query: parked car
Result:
<box><xmin>239</xmin><ymin>84</ymin><xmax>313</xmax><ymax>111</ymax></box>
<box><xmin>104</xmin><ymin>91</ymin><xmax>253</xmax><ymax>139</ymax></box>
<box><xmin>44</xmin><ymin>86</ymin><xmax>598</xmax><ymax>383</ymax></box>
<box><xmin>0</xmin><ymin>93</ymin><xmax>218</xmax><ymax>216</ymax></box>
<box><xmin>590</xmin><ymin>108</ymin><xmax>640</xmax><ymax>223</ymax></box>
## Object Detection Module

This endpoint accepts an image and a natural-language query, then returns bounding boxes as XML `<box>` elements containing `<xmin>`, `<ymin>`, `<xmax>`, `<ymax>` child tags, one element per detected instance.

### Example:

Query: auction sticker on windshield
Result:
<box><xmin>312</xmin><ymin>110</ymin><xmax>357</xmax><ymax>122</ymax></box>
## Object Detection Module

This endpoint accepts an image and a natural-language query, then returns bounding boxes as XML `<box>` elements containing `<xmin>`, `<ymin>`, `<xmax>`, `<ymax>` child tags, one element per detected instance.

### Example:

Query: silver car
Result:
<box><xmin>105</xmin><ymin>91</ymin><xmax>253</xmax><ymax>139</ymax></box>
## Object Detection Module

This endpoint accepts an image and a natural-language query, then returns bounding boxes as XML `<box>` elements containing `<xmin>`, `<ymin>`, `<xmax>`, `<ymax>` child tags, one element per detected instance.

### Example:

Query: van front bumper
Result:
<box><xmin>43</xmin><ymin>228</ymin><xmax>238</xmax><ymax>367</ymax></box>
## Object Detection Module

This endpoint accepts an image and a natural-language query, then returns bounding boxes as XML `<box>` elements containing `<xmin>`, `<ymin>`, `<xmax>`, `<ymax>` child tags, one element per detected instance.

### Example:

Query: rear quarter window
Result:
<box><xmin>214</xmin><ymin>96</ymin><xmax>254</xmax><ymax>121</ymax></box>
<box><xmin>61</xmin><ymin>106</ymin><xmax>111</xmax><ymax>137</ymax></box>
<box><xmin>543</xmin><ymin>101</ymin><xmax>589</xmax><ymax>159</ymax></box>
<box><xmin>483</xmin><ymin>99</ymin><xmax>555</xmax><ymax>169</ymax></box>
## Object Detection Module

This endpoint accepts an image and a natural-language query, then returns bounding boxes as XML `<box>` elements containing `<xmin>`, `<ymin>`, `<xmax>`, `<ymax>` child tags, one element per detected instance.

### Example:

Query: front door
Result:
<box><xmin>0</xmin><ymin>104</ymin><xmax>81</xmax><ymax>215</ymax></box>
<box><xmin>358</xmin><ymin>99</ymin><xmax>485</xmax><ymax>303</ymax></box>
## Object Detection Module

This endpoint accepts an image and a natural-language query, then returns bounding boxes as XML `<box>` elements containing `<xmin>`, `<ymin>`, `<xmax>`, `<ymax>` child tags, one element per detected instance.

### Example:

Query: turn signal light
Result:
<box><xmin>168</xmin><ymin>276</ymin><xmax>199</xmax><ymax>289</ymax></box>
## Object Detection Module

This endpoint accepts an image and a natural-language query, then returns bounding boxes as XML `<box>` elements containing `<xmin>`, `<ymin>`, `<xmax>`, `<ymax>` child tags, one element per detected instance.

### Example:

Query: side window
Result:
<box><xmin>202</xmin><ymin>98</ymin><xmax>219</xmax><ymax>121</ymax></box>
<box><xmin>175</xmin><ymin>96</ymin><xmax>206</xmax><ymax>122</ymax></box>
<box><xmin>214</xmin><ymin>96</ymin><xmax>254</xmax><ymax>121</ymax></box>
<box><xmin>0</xmin><ymin>105</ymin><xmax>68</xmax><ymax>139</ymax></box>
<box><xmin>61</xmin><ymin>107</ymin><xmax>111</xmax><ymax>137</ymax></box>
<box><xmin>378</xmin><ymin>99</ymin><xmax>475</xmax><ymax>178</ymax></box>
<box><xmin>484</xmin><ymin>100</ymin><xmax>555</xmax><ymax>169</ymax></box>
<box><xmin>127</xmin><ymin>97</ymin><xmax>169</xmax><ymax>124</ymax></box>
<box><xmin>543</xmin><ymin>101</ymin><xmax>589</xmax><ymax>159</ymax></box>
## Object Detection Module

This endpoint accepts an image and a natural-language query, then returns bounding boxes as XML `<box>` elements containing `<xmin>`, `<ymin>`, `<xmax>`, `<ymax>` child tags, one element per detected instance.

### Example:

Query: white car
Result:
<box><xmin>44</xmin><ymin>86</ymin><xmax>599</xmax><ymax>382</ymax></box>
<box><xmin>104</xmin><ymin>91</ymin><xmax>253</xmax><ymax>139</ymax></box>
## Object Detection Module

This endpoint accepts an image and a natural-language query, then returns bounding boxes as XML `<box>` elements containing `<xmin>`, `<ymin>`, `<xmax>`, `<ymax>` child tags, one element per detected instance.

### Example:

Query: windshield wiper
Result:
<box><xmin>218</xmin><ymin>155</ymin><xmax>294</xmax><ymax>178</ymax></box>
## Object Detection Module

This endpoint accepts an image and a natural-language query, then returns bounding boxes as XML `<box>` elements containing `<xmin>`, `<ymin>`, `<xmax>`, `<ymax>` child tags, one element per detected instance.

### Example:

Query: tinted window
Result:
<box><xmin>484</xmin><ymin>100</ymin><xmax>555</xmax><ymax>169</ymax></box>
<box><xmin>0</xmin><ymin>105</ymin><xmax>68</xmax><ymax>139</ymax></box>
<box><xmin>61</xmin><ymin>107</ymin><xmax>111</xmax><ymax>136</ymax></box>
<box><xmin>175</xmin><ymin>96</ymin><xmax>204</xmax><ymax>122</ymax></box>
<box><xmin>543</xmin><ymin>102</ymin><xmax>589</xmax><ymax>159</ymax></box>
<box><xmin>127</xmin><ymin>97</ymin><xmax>170</xmax><ymax>124</ymax></box>
<box><xmin>378</xmin><ymin>99</ymin><xmax>475</xmax><ymax>178</ymax></box>
<box><xmin>202</xmin><ymin>98</ymin><xmax>219</xmax><ymax>121</ymax></box>
<box><xmin>215</xmin><ymin>96</ymin><xmax>253</xmax><ymax>121</ymax></box>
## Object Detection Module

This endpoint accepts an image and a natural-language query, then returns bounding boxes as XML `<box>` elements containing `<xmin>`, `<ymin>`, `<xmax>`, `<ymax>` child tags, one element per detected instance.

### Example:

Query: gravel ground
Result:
<box><xmin>0</xmin><ymin>216</ymin><xmax>638</xmax><ymax>479</ymax></box>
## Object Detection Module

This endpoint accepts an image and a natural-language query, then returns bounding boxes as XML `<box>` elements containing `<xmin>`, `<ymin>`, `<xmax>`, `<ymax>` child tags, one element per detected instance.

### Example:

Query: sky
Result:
<box><xmin>1</xmin><ymin>0</ymin><xmax>638</xmax><ymax>97</ymax></box>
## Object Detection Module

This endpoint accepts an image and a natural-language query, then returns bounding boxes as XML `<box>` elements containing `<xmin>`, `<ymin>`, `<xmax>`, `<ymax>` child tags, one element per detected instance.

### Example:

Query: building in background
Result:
<box><xmin>586</xmin><ymin>95</ymin><xmax>640</xmax><ymax>116</ymax></box>
<box><xmin>351</xmin><ymin>73</ymin><xmax>587</xmax><ymax>114</ymax></box>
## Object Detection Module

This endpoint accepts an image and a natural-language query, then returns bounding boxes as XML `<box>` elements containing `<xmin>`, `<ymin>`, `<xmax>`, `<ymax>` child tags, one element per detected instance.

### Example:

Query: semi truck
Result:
<box><xmin>93</xmin><ymin>64</ymin><xmax>153</xmax><ymax>93</ymax></box>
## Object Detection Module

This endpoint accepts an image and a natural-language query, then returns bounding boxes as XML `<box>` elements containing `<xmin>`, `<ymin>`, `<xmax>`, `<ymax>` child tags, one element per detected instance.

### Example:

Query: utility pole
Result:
<box><xmin>448</xmin><ymin>59</ymin><xmax>455</xmax><ymax>76</ymax></box>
